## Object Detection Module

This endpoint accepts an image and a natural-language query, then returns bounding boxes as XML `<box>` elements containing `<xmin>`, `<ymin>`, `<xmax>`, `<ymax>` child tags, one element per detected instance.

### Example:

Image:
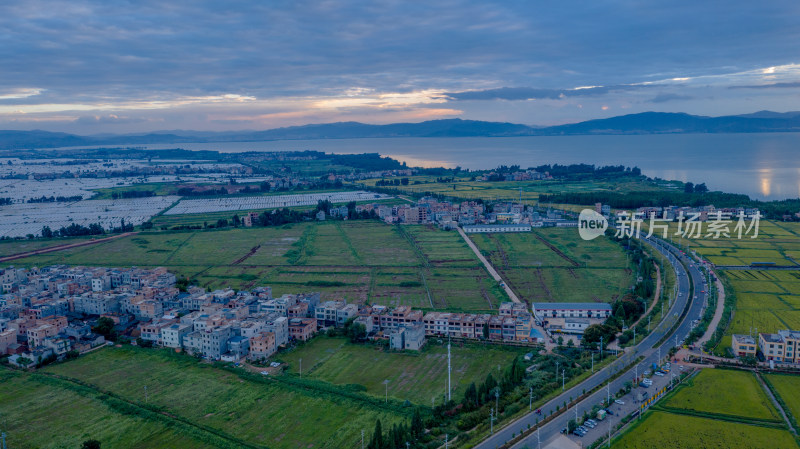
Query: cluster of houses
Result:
<box><xmin>632</xmin><ymin>205</ymin><xmax>761</xmax><ymax>222</ymax></box>
<box><xmin>732</xmin><ymin>331</ymin><xmax>800</xmax><ymax>364</ymax></box>
<box><xmin>360</xmin><ymin>197</ymin><xmax>577</xmax><ymax>231</ymax></box>
<box><xmin>1</xmin><ymin>264</ymin><xmax>625</xmax><ymax>367</ymax></box>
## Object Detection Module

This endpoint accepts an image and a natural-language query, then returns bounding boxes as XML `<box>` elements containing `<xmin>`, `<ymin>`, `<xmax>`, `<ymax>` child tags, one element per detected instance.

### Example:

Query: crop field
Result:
<box><xmin>661</xmin><ymin>369</ymin><xmax>780</xmax><ymax>421</ymax></box>
<box><xmin>764</xmin><ymin>374</ymin><xmax>800</xmax><ymax>428</ymax></box>
<box><xmin>719</xmin><ymin>270</ymin><xmax>800</xmax><ymax>351</ymax></box>
<box><xmin>611</xmin><ymin>411</ymin><xmax>798</xmax><ymax>449</ymax></box>
<box><xmin>469</xmin><ymin>228</ymin><xmax>633</xmax><ymax>303</ymax></box>
<box><xmin>0</xmin><ymin>236</ymin><xmax>95</xmax><ymax>257</ymax></box>
<box><xmin>359</xmin><ymin>176</ymin><xmax>672</xmax><ymax>202</ymax></box>
<box><xmin>0</xmin><ymin>368</ymin><xmax>217</xmax><ymax>449</ymax></box>
<box><xmin>42</xmin><ymin>346</ymin><xmax>405</xmax><ymax>449</ymax></box>
<box><xmin>277</xmin><ymin>337</ymin><xmax>527</xmax><ymax>404</ymax></box>
<box><xmin>2</xmin><ymin>221</ymin><xmax>508</xmax><ymax>311</ymax></box>
<box><xmin>614</xmin><ymin>369</ymin><xmax>797</xmax><ymax>449</ymax></box>
<box><xmin>657</xmin><ymin>220</ymin><xmax>800</xmax><ymax>267</ymax></box>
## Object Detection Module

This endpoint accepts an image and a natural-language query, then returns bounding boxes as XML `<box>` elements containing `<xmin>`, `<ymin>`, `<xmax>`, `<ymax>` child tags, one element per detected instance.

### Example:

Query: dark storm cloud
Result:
<box><xmin>729</xmin><ymin>81</ymin><xmax>800</xmax><ymax>89</ymax></box>
<box><xmin>443</xmin><ymin>85</ymin><xmax>649</xmax><ymax>101</ymax></box>
<box><xmin>646</xmin><ymin>93</ymin><xmax>695</xmax><ymax>103</ymax></box>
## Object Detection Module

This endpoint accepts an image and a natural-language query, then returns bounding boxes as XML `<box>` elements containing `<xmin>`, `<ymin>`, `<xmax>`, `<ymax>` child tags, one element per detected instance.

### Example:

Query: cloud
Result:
<box><xmin>0</xmin><ymin>88</ymin><xmax>43</xmax><ymax>100</ymax></box>
<box><xmin>729</xmin><ymin>81</ymin><xmax>800</xmax><ymax>89</ymax></box>
<box><xmin>75</xmin><ymin>114</ymin><xmax>146</xmax><ymax>125</ymax></box>
<box><xmin>646</xmin><ymin>93</ymin><xmax>695</xmax><ymax>103</ymax></box>
<box><xmin>443</xmin><ymin>85</ymin><xmax>648</xmax><ymax>101</ymax></box>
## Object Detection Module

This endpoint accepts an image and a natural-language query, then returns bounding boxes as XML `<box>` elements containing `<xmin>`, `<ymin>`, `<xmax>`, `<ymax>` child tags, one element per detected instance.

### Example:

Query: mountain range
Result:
<box><xmin>2</xmin><ymin>111</ymin><xmax>800</xmax><ymax>150</ymax></box>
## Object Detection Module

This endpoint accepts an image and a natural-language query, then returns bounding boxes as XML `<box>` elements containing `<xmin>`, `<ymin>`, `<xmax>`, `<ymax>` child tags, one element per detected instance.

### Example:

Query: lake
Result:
<box><xmin>70</xmin><ymin>133</ymin><xmax>800</xmax><ymax>201</ymax></box>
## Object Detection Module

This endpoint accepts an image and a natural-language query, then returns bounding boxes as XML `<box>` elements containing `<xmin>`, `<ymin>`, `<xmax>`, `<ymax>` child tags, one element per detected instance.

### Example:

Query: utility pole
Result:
<box><xmin>537</xmin><ymin>425</ymin><xmax>541</xmax><ymax>449</ymax></box>
<box><xmin>490</xmin><ymin>408</ymin><xmax>494</xmax><ymax>434</ymax></box>
<box><xmin>529</xmin><ymin>386</ymin><xmax>533</xmax><ymax>411</ymax></box>
<box><xmin>495</xmin><ymin>389</ymin><xmax>500</xmax><ymax>412</ymax></box>
<box><xmin>1</xmin><ymin>431</ymin><xmax>5</xmax><ymax>449</ymax></box>
<box><xmin>562</xmin><ymin>369</ymin><xmax>565</xmax><ymax>391</ymax></box>
<box><xmin>607</xmin><ymin>382</ymin><xmax>610</xmax><ymax>406</ymax></box>
<box><xmin>591</xmin><ymin>353</ymin><xmax>594</xmax><ymax>373</ymax></box>
<box><xmin>633</xmin><ymin>326</ymin><xmax>636</xmax><ymax>345</ymax></box>
<box><xmin>600</xmin><ymin>336</ymin><xmax>603</xmax><ymax>358</ymax></box>
<box><xmin>445</xmin><ymin>434</ymin><xmax>448</xmax><ymax>449</ymax></box>
<box><xmin>555</xmin><ymin>361</ymin><xmax>560</xmax><ymax>381</ymax></box>
<box><xmin>447</xmin><ymin>335</ymin><xmax>451</xmax><ymax>401</ymax></box>
<box><xmin>361</xmin><ymin>430</ymin><xmax>365</xmax><ymax>449</ymax></box>
<box><xmin>648</xmin><ymin>315</ymin><xmax>651</xmax><ymax>332</ymax></box>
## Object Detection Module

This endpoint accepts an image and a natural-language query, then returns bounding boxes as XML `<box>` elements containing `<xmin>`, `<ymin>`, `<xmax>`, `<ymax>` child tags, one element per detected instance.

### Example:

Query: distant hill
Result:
<box><xmin>3</xmin><ymin>111</ymin><xmax>800</xmax><ymax>150</ymax></box>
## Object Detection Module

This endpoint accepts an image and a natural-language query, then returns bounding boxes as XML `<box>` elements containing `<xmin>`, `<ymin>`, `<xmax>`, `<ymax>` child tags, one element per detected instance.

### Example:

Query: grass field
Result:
<box><xmin>0</xmin><ymin>236</ymin><xmax>95</xmax><ymax>257</ymax></box>
<box><xmin>1</xmin><ymin>221</ymin><xmax>508</xmax><ymax>311</ymax></box>
<box><xmin>613</xmin><ymin>369</ymin><xmax>797</xmax><ymax>449</ymax></box>
<box><xmin>276</xmin><ymin>336</ymin><xmax>527</xmax><ymax>404</ymax></box>
<box><xmin>765</xmin><ymin>374</ymin><xmax>800</xmax><ymax>430</ymax></box>
<box><xmin>40</xmin><ymin>346</ymin><xmax>405</xmax><ymax>449</ymax></box>
<box><xmin>661</xmin><ymin>369</ymin><xmax>780</xmax><ymax>421</ymax></box>
<box><xmin>358</xmin><ymin>176</ymin><xmax>674</xmax><ymax>202</ymax></box>
<box><xmin>612</xmin><ymin>411</ymin><xmax>799</xmax><ymax>449</ymax></box>
<box><xmin>0</xmin><ymin>368</ymin><xmax>218</xmax><ymax>449</ymax></box>
<box><xmin>469</xmin><ymin>228</ymin><xmax>633</xmax><ymax>303</ymax></box>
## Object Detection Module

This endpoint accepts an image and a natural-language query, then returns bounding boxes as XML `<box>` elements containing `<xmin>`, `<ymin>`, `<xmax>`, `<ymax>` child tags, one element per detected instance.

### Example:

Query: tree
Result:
<box><xmin>81</xmin><ymin>440</ymin><xmax>101</xmax><ymax>449</ymax></box>
<box><xmin>346</xmin><ymin>322</ymin><xmax>367</xmax><ymax>343</ymax></box>
<box><xmin>41</xmin><ymin>225</ymin><xmax>53</xmax><ymax>238</ymax></box>
<box><xmin>92</xmin><ymin>317</ymin><xmax>116</xmax><ymax>340</ymax></box>
<box><xmin>694</xmin><ymin>182</ymin><xmax>708</xmax><ymax>193</ymax></box>
<box><xmin>368</xmin><ymin>419</ymin><xmax>383</xmax><ymax>449</ymax></box>
<box><xmin>411</xmin><ymin>408</ymin><xmax>424</xmax><ymax>437</ymax></box>
<box><xmin>567</xmin><ymin>419</ymin><xmax>578</xmax><ymax>433</ymax></box>
<box><xmin>684</xmin><ymin>182</ymin><xmax>694</xmax><ymax>193</ymax></box>
<box><xmin>16</xmin><ymin>357</ymin><xmax>33</xmax><ymax>368</ymax></box>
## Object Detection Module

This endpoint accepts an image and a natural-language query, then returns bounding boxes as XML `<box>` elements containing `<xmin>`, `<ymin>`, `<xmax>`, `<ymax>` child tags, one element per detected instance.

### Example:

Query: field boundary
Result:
<box><xmin>0</xmin><ymin>232</ymin><xmax>138</xmax><ymax>262</ymax></box>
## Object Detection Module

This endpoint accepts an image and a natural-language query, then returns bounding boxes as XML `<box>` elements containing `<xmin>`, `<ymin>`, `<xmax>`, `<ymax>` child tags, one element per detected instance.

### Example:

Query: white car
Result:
<box><xmin>615</xmin><ymin>399</ymin><xmax>625</xmax><ymax>405</ymax></box>
<box><xmin>655</xmin><ymin>372</ymin><xmax>665</xmax><ymax>376</ymax></box>
<box><xmin>260</xmin><ymin>371</ymin><xmax>269</xmax><ymax>376</ymax></box>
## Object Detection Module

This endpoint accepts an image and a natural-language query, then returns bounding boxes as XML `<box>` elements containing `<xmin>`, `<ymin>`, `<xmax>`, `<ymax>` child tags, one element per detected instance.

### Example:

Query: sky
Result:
<box><xmin>1</xmin><ymin>0</ymin><xmax>799</xmax><ymax>134</ymax></box>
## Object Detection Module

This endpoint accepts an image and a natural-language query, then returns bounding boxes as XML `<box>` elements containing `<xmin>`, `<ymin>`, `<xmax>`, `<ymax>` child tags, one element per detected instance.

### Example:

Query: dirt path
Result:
<box><xmin>0</xmin><ymin>232</ymin><xmax>138</xmax><ymax>263</ymax></box>
<box><xmin>531</xmin><ymin>232</ymin><xmax>580</xmax><ymax>267</ymax></box>
<box><xmin>457</xmin><ymin>227</ymin><xmax>521</xmax><ymax>304</ymax></box>
<box><xmin>697</xmin><ymin>273</ymin><xmax>726</xmax><ymax>347</ymax></box>
<box><xmin>757</xmin><ymin>372</ymin><xmax>798</xmax><ymax>435</ymax></box>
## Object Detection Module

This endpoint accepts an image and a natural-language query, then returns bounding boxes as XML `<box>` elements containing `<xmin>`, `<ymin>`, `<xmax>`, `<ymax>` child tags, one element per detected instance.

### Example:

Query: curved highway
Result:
<box><xmin>475</xmin><ymin>235</ymin><xmax>709</xmax><ymax>449</ymax></box>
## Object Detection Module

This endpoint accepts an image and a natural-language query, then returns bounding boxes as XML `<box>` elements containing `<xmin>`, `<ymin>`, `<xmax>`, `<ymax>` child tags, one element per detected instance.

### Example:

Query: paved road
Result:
<box><xmin>474</xmin><ymin>236</ymin><xmax>709</xmax><ymax>449</ymax></box>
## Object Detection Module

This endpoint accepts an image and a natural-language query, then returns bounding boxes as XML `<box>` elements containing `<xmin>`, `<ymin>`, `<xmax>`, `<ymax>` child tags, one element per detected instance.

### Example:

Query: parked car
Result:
<box><xmin>615</xmin><ymin>399</ymin><xmax>625</xmax><ymax>405</ymax></box>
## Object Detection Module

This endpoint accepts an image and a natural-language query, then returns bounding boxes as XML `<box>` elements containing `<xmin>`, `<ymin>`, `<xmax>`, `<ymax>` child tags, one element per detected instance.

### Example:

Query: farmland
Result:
<box><xmin>358</xmin><ymin>176</ymin><xmax>674</xmax><ymax>202</ymax></box>
<box><xmin>40</xmin><ymin>346</ymin><xmax>405</xmax><ymax>449</ymax></box>
<box><xmin>277</xmin><ymin>336</ymin><xmax>527</xmax><ymax>404</ymax></box>
<box><xmin>469</xmin><ymin>228</ymin><xmax>633</xmax><ymax>303</ymax></box>
<box><xmin>613</xmin><ymin>369</ymin><xmax>797</xmax><ymax>449</ymax></box>
<box><xmin>611</xmin><ymin>411</ymin><xmax>798</xmax><ymax>449</ymax></box>
<box><xmin>651</xmin><ymin>220</ymin><xmax>800</xmax><ymax>354</ymax></box>
<box><xmin>2</xmin><ymin>220</ymin><xmax>509</xmax><ymax>311</ymax></box>
<box><xmin>764</xmin><ymin>374</ymin><xmax>800</xmax><ymax>431</ymax></box>
<box><xmin>0</xmin><ymin>368</ymin><xmax>218</xmax><ymax>449</ymax></box>
<box><xmin>660</xmin><ymin>369</ymin><xmax>780</xmax><ymax>421</ymax></box>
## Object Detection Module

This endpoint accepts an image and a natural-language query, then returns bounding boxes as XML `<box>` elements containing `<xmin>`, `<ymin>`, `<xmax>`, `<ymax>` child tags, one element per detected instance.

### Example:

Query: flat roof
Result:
<box><xmin>533</xmin><ymin>302</ymin><xmax>612</xmax><ymax>310</ymax></box>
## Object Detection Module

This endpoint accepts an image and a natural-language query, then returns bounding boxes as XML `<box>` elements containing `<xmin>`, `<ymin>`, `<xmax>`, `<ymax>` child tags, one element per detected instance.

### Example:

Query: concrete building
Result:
<box><xmin>462</xmin><ymin>224</ymin><xmax>532</xmax><ymax>233</ymax></box>
<box><xmin>162</xmin><ymin>323</ymin><xmax>192</xmax><ymax>348</ymax></box>
<box><xmin>249</xmin><ymin>331</ymin><xmax>277</xmax><ymax>361</ymax></box>
<box><xmin>201</xmin><ymin>325</ymin><xmax>233</xmax><ymax>360</ymax></box>
<box><xmin>759</xmin><ymin>333</ymin><xmax>785</xmax><ymax>362</ymax></box>
<box><xmin>731</xmin><ymin>334</ymin><xmax>757</xmax><ymax>358</ymax></box>
<box><xmin>389</xmin><ymin>323</ymin><xmax>426</xmax><ymax>351</ymax></box>
<box><xmin>288</xmin><ymin>318</ymin><xmax>317</xmax><ymax>341</ymax></box>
